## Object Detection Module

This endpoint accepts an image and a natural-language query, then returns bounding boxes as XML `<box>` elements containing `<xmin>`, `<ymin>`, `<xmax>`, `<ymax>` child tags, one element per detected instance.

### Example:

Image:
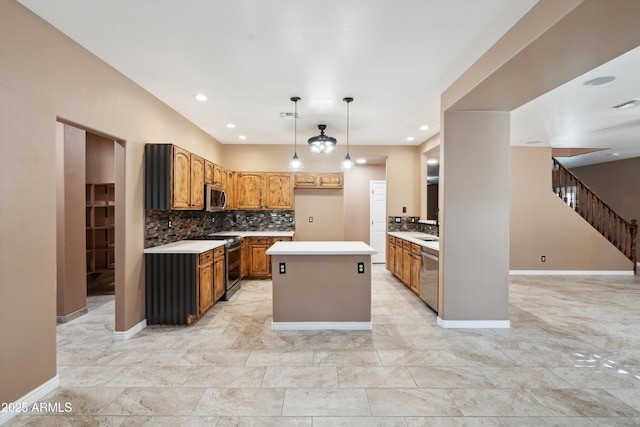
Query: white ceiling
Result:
<box><xmin>17</xmin><ymin>0</ymin><xmax>640</xmax><ymax>168</ymax></box>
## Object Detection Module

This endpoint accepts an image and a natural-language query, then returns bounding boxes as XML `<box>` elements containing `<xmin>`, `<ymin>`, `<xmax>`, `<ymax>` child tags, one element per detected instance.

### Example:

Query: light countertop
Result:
<box><xmin>388</xmin><ymin>231</ymin><xmax>439</xmax><ymax>252</ymax></box>
<box><xmin>266</xmin><ymin>241</ymin><xmax>376</xmax><ymax>255</ymax></box>
<box><xmin>143</xmin><ymin>240</ymin><xmax>226</xmax><ymax>254</ymax></box>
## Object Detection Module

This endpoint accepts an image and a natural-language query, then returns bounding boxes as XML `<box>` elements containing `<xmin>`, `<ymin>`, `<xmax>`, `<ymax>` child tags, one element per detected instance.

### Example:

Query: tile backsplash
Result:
<box><xmin>387</xmin><ymin>216</ymin><xmax>439</xmax><ymax>236</ymax></box>
<box><xmin>145</xmin><ymin>209</ymin><xmax>295</xmax><ymax>248</ymax></box>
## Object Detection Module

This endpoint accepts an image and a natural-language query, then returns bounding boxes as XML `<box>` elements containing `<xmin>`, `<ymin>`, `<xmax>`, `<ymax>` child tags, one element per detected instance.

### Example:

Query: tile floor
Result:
<box><xmin>6</xmin><ymin>265</ymin><xmax>640</xmax><ymax>426</ymax></box>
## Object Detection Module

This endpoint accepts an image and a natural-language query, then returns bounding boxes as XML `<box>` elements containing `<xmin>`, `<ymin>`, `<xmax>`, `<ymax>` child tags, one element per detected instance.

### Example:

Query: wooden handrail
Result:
<box><xmin>552</xmin><ymin>158</ymin><xmax>637</xmax><ymax>273</ymax></box>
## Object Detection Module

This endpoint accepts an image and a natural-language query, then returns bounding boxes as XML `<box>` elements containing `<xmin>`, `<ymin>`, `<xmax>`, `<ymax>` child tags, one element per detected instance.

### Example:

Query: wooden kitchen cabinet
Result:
<box><xmin>198</xmin><ymin>250</ymin><xmax>214</xmax><ymax>316</ymax></box>
<box><xmin>190</xmin><ymin>154</ymin><xmax>205</xmax><ymax>210</ymax></box>
<box><xmin>226</xmin><ymin>170</ymin><xmax>234</xmax><ymax>209</ymax></box>
<box><xmin>294</xmin><ymin>172</ymin><xmax>343</xmax><ymax>189</ymax></box>
<box><xmin>387</xmin><ymin>236</ymin><xmax>396</xmax><ymax>274</ymax></box>
<box><xmin>213</xmin><ymin>164</ymin><xmax>223</xmax><ymax>187</ymax></box>
<box><xmin>402</xmin><ymin>240</ymin><xmax>411</xmax><ymax>286</ymax></box>
<box><xmin>235</xmin><ymin>172</ymin><xmax>264</xmax><ymax>209</ymax></box>
<box><xmin>235</xmin><ymin>172</ymin><xmax>293</xmax><ymax>210</ymax></box>
<box><xmin>204</xmin><ymin>160</ymin><xmax>214</xmax><ymax>184</ymax></box>
<box><xmin>265</xmin><ymin>173</ymin><xmax>293</xmax><ymax>209</ymax></box>
<box><xmin>409</xmin><ymin>243</ymin><xmax>421</xmax><ymax>295</ymax></box>
<box><xmin>213</xmin><ymin>246</ymin><xmax>225</xmax><ymax>302</ymax></box>
<box><xmin>248</xmin><ymin>237</ymin><xmax>270</xmax><ymax>278</ymax></box>
<box><xmin>172</xmin><ymin>146</ymin><xmax>191</xmax><ymax>209</ymax></box>
<box><xmin>394</xmin><ymin>238</ymin><xmax>403</xmax><ymax>280</ymax></box>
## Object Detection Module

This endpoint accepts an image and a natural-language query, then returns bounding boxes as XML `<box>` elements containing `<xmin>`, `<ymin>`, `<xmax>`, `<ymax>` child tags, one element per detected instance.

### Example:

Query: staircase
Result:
<box><xmin>552</xmin><ymin>158</ymin><xmax>637</xmax><ymax>273</ymax></box>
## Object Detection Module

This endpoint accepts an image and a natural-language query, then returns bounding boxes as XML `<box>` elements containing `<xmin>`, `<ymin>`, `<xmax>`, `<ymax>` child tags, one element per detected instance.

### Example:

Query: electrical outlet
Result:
<box><xmin>394</xmin><ymin>217</ymin><xmax>401</xmax><ymax>223</ymax></box>
<box><xmin>402</xmin><ymin>206</ymin><xmax>407</xmax><ymax>213</ymax></box>
<box><xmin>168</xmin><ymin>220</ymin><xmax>172</xmax><ymax>228</ymax></box>
<box><xmin>309</xmin><ymin>217</ymin><xmax>313</xmax><ymax>223</ymax></box>
<box><xmin>357</xmin><ymin>262</ymin><xmax>365</xmax><ymax>274</ymax></box>
<box><xmin>410</xmin><ymin>217</ymin><xmax>415</xmax><ymax>223</ymax></box>
<box><xmin>541</xmin><ymin>255</ymin><xmax>546</xmax><ymax>262</ymax></box>
<box><xmin>289</xmin><ymin>217</ymin><xmax>293</xmax><ymax>222</ymax></box>
<box><xmin>279</xmin><ymin>262</ymin><xmax>286</xmax><ymax>274</ymax></box>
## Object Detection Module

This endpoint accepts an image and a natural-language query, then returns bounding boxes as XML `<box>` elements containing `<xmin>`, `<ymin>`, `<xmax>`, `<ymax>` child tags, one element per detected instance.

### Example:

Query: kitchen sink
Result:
<box><xmin>417</xmin><ymin>237</ymin><xmax>439</xmax><ymax>242</ymax></box>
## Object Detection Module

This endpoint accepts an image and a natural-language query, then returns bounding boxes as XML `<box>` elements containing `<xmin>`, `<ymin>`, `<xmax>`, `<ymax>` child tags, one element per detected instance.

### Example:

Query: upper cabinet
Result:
<box><xmin>294</xmin><ymin>172</ymin><xmax>343</xmax><ymax>189</ymax></box>
<box><xmin>204</xmin><ymin>160</ymin><xmax>214</xmax><ymax>184</ymax></box>
<box><xmin>144</xmin><ymin>144</ymin><xmax>211</xmax><ymax>210</ymax></box>
<box><xmin>234</xmin><ymin>172</ymin><xmax>294</xmax><ymax>210</ymax></box>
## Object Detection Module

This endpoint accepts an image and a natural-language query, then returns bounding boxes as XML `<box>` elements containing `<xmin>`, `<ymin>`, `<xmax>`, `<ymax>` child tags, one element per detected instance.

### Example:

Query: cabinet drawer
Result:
<box><xmin>199</xmin><ymin>250</ymin><xmax>213</xmax><ymax>264</ymax></box>
<box><xmin>214</xmin><ymin>246</ymin><xmax>225</xmax><ymax>259</ymax></box>
<box><xmin>388</xmin><ymin>236</ymin><xmax>395</xmax><ymax>245</ymax></box>
<box><xmin>250</xmin><ymin>237</ymin><xmax>270</xmax><ymax>245</ymax></box>
<box><xmin>402</xmin><ymin>240</ymin><xmax>412</xmax><ymax>250</ymax></box>
<box><xmin>411</xmin><ymin>243</ymin><xmax>421</xmax><ymax>255</ymax></box>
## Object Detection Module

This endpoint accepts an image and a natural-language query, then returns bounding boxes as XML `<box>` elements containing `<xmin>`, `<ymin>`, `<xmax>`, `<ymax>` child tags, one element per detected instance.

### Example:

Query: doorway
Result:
<box><xmin>370</xmin><ymin>180</ymin><xmax>387</xmax><ymax>263</ymax></box>
<box><xmin>56</xmin><ymin>121</ymin><xmax>124</xmax><ymax>332</ymax></box>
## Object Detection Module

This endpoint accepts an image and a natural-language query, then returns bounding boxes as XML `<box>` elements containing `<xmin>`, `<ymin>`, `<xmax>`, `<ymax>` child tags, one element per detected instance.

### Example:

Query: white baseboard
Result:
<box><xmin>509</xmin><ymin>270</ymin><xmax>633</xmax><ymax>276</ymax></box>
<box><xmin>0</xmin><ymin>376</ymin><xmax>59</xmax><ymax>425</ymax></box>
<box><xmin>272</xmin><ymin>321</ymin><xmax>372</xmax><ymax>331</ymax></box>
<box><xmin>112</xmin><ymin>319</ymin><xmax>147</xmax><ymax>341</ymax></box>
<box><xmin>437</xmin><ymin>318</ymin><xmax>510</xmax><ymax>329</ymax></box>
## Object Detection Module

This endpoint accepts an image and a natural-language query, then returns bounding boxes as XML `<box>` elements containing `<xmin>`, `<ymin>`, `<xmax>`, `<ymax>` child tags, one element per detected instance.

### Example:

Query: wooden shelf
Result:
<box><xmin>86</xmin><ymin>183</ymin><xmax>115</xmax><ymax>283</ymax></box>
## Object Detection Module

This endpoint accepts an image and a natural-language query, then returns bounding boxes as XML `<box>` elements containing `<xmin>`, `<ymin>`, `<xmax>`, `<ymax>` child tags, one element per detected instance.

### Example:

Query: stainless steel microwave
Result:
<box><xmin>205</xmin><ymin>185</ymin><xmax>227</xmax><ymax>211</ymax></box>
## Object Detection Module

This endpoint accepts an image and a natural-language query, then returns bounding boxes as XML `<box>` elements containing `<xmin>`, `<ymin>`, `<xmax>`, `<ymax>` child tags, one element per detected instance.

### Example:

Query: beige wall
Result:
<box><xmin>0</xmin><ymin>1</ymin><xmax>224</xmax><ymax>403</ymax></box>
<box><xmin>294</xmin><ymin>189</ymin><xmax>345</xmax><ymax>241</ymax></box>
<box><xmin>572</xmin><ymin>158</ymin><xmax>640</xmax><ymax>262</ymax></box>
<box><xmin>86</xmin><ymin>132</ymin><xmax>115</xmax><ymax>184</ymax></box>
<box><xmin>344</xmin><ymin>164</ymin><xmax>386</xmax><ymax>243</ymax></box>
<box><xmin>510</xmin><ymin>147</ymin><xmax>632</xmax><ymax>271</ymax></box>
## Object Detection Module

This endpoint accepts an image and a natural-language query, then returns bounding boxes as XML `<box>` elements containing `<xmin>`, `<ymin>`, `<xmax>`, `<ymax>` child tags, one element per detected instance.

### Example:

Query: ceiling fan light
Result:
<box><xmin>308</xmin><ymin>124</ymin><xmax>337</xmax><ymax>154</ymax></box>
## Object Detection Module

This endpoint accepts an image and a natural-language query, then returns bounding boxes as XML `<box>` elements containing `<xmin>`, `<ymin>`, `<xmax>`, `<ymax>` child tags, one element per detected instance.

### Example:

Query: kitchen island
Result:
<box><xmin>266</xmin><ymin>241</ymin><xmax>376</xmax><ymax>330</ymax></box>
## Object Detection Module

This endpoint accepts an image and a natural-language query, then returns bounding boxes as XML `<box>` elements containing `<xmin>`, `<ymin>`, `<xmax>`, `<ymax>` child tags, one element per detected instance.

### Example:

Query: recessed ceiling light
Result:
<box><xmin>420</xmin><ymin>125</ymin><xmax>430</xmax><ymax>131</ymax></box>
<box><xmin>356</xmin><ymin>159</ymin><xmax>367</xmax><ymax>164</ymax></box>
<box><xmin>238</xmin><ymin>135</ymin><xmax>247</xmax><ymax>140</ymax></box>
<box><xmin>194</xmin><ymin>94</ymin><xmax>208</xmax><ymax>101</ymax></box>
<box><xmin>226</xmin><ymin>123</ymin><xmax>236</xmax><ymax>128</ymax></box>
<box><xmin>406</xmin><ymin>136</ymin><xmax>415</xmax><ymax>142</ymax></box>
<box><xmin>583</xmin><ymin>76</ymin><xmax>616</xmax><ymax>86</ymax></box>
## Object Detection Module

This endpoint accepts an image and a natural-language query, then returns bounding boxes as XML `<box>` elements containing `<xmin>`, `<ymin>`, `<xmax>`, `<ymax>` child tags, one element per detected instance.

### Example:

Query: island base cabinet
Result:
<box><xmin>271</xmin><ymin>254</ymin><xmax>371</xmax><ymax>325</ymax></box>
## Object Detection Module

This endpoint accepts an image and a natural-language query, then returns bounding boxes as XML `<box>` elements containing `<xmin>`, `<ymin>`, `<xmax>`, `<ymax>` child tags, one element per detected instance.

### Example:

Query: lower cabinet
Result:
<box><xmin>198</xmin><ymin>250</ymin><xmax>214</xmax><ymax>316</ymax></box>
<box><xmin>145</xmin><ymin>247</ymin><xmax>225</xmax><ymax>325</ymax></box>
<box><xmin>388</xmin><ymin>236</ymin><xmax>421</xmax><ymax>296</ymax></box>
<box><xmin>213</xmin><ymin>246</ymin><xmax>225</xmax><ymax>302</ymax></box>
<box><xmin>246</xmin><ymin>236</ymin><xmax>293</xmax><ymax>279</ymax></box>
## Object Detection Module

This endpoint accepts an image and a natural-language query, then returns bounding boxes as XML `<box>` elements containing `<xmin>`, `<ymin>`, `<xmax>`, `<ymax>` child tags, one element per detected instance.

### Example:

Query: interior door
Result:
<box><xmin>369</xmin><ymin>180</ymin><xmax>386</xmax><ymax>263</ymax></box>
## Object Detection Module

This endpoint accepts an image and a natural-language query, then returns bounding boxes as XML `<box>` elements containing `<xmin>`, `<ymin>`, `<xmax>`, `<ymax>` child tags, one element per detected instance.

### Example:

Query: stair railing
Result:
<box><xmin>552</xmin><ymin>157</ymin><xmax>637</xmax><ymax>273</ymax></box>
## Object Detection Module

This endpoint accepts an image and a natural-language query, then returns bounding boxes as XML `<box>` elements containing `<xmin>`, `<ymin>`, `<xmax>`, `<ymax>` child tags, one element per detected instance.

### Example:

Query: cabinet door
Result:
<box><xmin>204</xmin><ymin>161</ymin><xmax>214</xmax><ymax>184</ymax></box>
<box><xmin>249</xmin><ymin>238</ymin><xmax>270</xmax><ymax>277</ymax></box>
<box><xmin>198</xmin><ymin>252</ymin><xmax>214</xmax><ymax>315</ymax></box>
<box><xmin>226</xmin><ymin>170</ymin><xmax>234</xmax><ymax>209</ymax></box>
<box><xmin>191</xmin><ymin>155</ymin><xmax>205</xmax><ymax>209</ymax></box>
<box><xmin>213</xmin><ymin>255</ymin><xmax>225</xmax><ymax>302</ymax></box>
<box><xmin>213</xmin><ymin>164</ymin><xmax>223</xmax><ymax>187</ymax></box>
<box><xmin>387</xmin><ymin>239</ymin><xmax>395</xmax><ymax>273</ymax></box>
<box><xmin>410</xmin><ymin>253</ymin><xmax>420</xmax><ymax>294</ymax></box>
<box><xmin>294</xmin><ymin>173</ymin><xmax>318</xmax><ymax>188</ymax></box>
<box><xmin>235</xmin><ymin>173</ymin><xmax>264</xmax><ymax>209</ymax></box>
<box><xmin>241</xmin><ymin>238</ymin><xmax>249</xmax><ymax>278</ymax></box>
<box><xmin>394</xmin><ymin>241</ymin><xmax>403</xmax><ymax>279</ymax></box>
<box><xmin>319</xmin><ymin>173</ymin><xmax>343</xmax><ymax>188</ymax></box>
<box><xmin>402</xmin><ymin>247</ymin><xmax>411</xmax><ymax>286</ymax></box>
<box><xmin>172</xmin><ymin>146</ymin><xmax>191</xmax><ymax>209</ymax></box>
<box><xmin>265</xmin><ymin>173</ymin><xmax>293</xmax><ymax>209</ymax></box>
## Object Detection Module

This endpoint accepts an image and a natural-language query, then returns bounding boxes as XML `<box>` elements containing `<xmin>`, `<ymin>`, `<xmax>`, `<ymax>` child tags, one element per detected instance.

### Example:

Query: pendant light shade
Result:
<box><xmin>341</xmin><ymin>97</ymin><xmax>355</xmax><ymax>171</ymax></box>
<box><xmin>289</xmin><ymin>96</ymin><xmax>303</xmax><ymax>170</ymax></box>
<box><xmin>308</xmin><ymin>124</ymin><xmax>337</xmax><ymax>154</ymax></box>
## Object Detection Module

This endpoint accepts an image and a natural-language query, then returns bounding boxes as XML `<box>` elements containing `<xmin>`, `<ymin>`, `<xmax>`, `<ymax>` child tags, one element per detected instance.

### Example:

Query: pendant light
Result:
<box><xmin>341</xmin><ymin>97</ymin><xmax>355</xmax><ymax>171</ymax></box>
<box><xmin>288</xmin><ymin>96</ymin><xmax>303</xmax><ymax>170</ymax></box>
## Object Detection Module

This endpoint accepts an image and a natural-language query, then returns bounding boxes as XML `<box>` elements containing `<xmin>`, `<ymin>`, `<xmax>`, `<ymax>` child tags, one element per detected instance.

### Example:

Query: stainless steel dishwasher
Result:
<box><xmin>419</xmin><ymin>247</ymin><xmax>439</xmax><ymax>313</ymax></box>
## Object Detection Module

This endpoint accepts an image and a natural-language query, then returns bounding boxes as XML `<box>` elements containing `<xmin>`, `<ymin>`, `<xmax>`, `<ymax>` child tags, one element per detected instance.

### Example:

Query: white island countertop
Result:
<box><xmin>266</xmin><ymin>241</ymin><xmax>376</xmax><ymax>256</ymax></box>
<box><xmin>143</xmin><ymin>240</ymin><xmax>226</xmax><ymax>254</ymax></box>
